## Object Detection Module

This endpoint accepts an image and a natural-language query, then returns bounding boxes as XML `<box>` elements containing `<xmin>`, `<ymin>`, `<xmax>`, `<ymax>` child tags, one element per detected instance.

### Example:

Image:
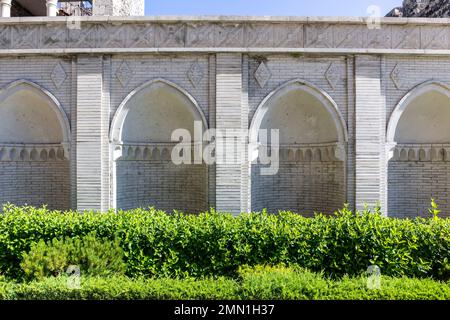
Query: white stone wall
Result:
<box><xmin>108</xmin><ymin>54</ymin><xmax>211</xmax><ymax>212</ymax></box>
<box><xmin>247</xmin><ymin>60</ymin><xmax>347</xmax><ymax>215</ymax></box>
<box><xmin>247</xmin><ymin>55</ymin><xmax>348</xmax><ymax>124</ymax></box>
<box><xmin>0</xmin><ymin>57</ymin><xmax>72</xmax><ymax>211</ymax></box>
<box><xmin>252</xmin><ymin>161</ymin><xmax>345</xmax><ymax>215</ymax></box>
<box><xmin>384</xmin><ymin>57</ymin><xmax>450</xmax><ymax>217</ymax></box>
<box><xmin>0</xmin><ymin>57</ymin><xmax>72</xmax><ymax>118</ymax></box>
<box><xmin>0</xmin><ymin>18</ymin><xmax>449</xmax><ymax>217</ymax></box>
<box><xmin>0</xmin><ymin>160</ymin><xmax>70</xmax><ymax>210</ymax></box>
<box><xmin>388</xmin><ymin>161</ymin><xmax>450</xmax><ymax>218</ymax></box>
<box><xmin>110</xmin><ymin>55</ymin><xmax>210</xmax><ymax>124</ymax></box>
<box><xmin>116</xmin><ymin>161</ymin><xmax>207</xmax><ymax>212</ymax></box>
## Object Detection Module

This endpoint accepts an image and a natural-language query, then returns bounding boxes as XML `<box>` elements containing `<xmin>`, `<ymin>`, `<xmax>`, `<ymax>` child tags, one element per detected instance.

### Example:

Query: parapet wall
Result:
<box><xmin>0</xmin><ymin>16</ymin><xmax>449</xmax><ymax>54</ymax></box>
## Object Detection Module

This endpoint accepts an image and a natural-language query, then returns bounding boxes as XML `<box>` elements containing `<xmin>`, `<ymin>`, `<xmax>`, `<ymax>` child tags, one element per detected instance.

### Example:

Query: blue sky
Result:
<box><xmin>145</xmin><ymin>0</ymin><xmax>403</xmax><ymax>17</ymax></box>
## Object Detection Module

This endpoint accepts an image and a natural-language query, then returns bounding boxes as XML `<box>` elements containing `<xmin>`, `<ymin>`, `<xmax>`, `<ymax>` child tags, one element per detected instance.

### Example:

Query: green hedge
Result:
<box><xmin>0</xmin><ymin>276</ymin><xmax>237</xmax><ymax>300</ymax></box>
<box><xmin>0</xmin><ymin>205</ymin><xmax>449</xmax><ymax>280</ymax></box>
<box><xmin>1</xmin><ymin>266</ymin><xmax>449</xmax><ymax>300</ymax></box>
<box><xmin>20</xmin><ymin>234</ymin><xmax>126</xmax><ymax>280</ymax></box>
<box><xmin>238</xmin><ymin>265</ymin><xmax>450</xmax><ymax>300</ymax></box>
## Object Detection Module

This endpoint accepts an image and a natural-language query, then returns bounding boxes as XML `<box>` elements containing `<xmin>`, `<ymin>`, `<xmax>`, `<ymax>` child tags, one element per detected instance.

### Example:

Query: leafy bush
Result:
<box><xmin>238</xmin><ymin>265</ymin><xmax>450</xmax><ymax>300</ymax></box>
<box><xmin>20</xmin><ymin>233</ymin><xmax>126</xmax><ymax>280</ymax></box>
<box><xmin>1</xmin><ymin>266</ymin><xmax>449</xmax><ymax>300</ymax></box>
<box><xmin>323</xmin><ymin>275</ymin><xmax>450</xmax><ymax>300</ymax></box>
<box><xmin>0</xmin><ymin>276</ymin><xmax>14</xmax><ymax>300</ymax></box>
<box><xmin>0</xmin><ymin>204</ymin><xmax>449</xmax><ymax>280</ymax></box>
<box><xmin>238</xmin><ymin>265</ymin><xmax>327</xmax><ymax>300</ymax></box>
<box><xmin>7</xmin><ymin>276</ymin><xmax>237</xmax><ymax>300</ymax></box>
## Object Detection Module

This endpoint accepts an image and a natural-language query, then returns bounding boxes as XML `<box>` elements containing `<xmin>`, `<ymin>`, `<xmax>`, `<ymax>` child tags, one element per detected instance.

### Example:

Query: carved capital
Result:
<box><xmin>386</xmin><ymin>142</ymin><xmax>397</xmax><ymax>161</ymax></box>
<box><xmin>334</xmin><ymin>143</ymin><xmax>346</xmax><ymax>162</ymax></box>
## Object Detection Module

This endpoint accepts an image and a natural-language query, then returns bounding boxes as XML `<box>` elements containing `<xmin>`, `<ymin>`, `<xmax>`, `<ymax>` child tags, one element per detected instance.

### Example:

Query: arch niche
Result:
<box><xmin>110</xmin><ymin>79</ymin><xmax>208</xmax><ymax>213</ymax></box>
<box><xmin>0</xmin><ymin>80</ymin><xmax>71</xmax><ymax>210</ymax></box>
<box><xmin>387</xmin><ymin>81</ymin><xmax>450</xmax><ymax>218</ymax></box>
<box><xmin>249</xmin><ymin>80</ymin><xmax>347</xmax><ymax>215</ymax></box>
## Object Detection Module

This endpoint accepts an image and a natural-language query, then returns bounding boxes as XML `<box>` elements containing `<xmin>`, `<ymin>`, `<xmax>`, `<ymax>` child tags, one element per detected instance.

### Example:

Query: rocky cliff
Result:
<box><xmin>387</xmin><ymin>0</ymin><xmax>450</xmax><ymax>17</ymax></box>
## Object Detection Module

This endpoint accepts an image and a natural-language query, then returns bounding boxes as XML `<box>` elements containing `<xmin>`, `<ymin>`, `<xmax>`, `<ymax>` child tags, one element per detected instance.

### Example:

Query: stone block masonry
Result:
<box><xmin>76</xmin><ymin>56</ymin><xmax>110</xmax><ymax>211</ymax></box>
<box><xmin>354</xmin><ymin>55</ymin><xmax>386</xmax><ymax>212</ymax></box>
<box><xmin>0</xmin><ymin>16</ymin><xmax>449</xmax><ymax>217</ymax></box>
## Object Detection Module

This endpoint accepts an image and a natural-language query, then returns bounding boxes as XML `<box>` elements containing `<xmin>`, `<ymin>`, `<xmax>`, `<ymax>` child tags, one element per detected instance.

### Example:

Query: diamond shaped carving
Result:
<box><xmin>390</xmin><ymin>63</ymin><xmax>403</xmax><ymax>89</ymax></box>
<box><xmin>215</xmin><ymin>24</ymin><xmax>244</xmax><ymax>47</ymax></box>
<box><xmin>325</xmin><ymin>63</ymin><xmax>340</xmax><ymax>90</ymax></box>
<box><xmin>116</xmin><ymin>61</ymin><xmax>133</xmax><ymax>87</ymax></box>
<box><xmin>392</xmin><ymin>27</ymin><xmax>420</xmax><ymax>49</ymax></box>
<box><xmin>254</xmin><ymin>62</ymin><xmax>271</xmax><ymax>88</ymax></box>
<box><xmin>187</xmin><ymin>61</ymin><xmax>204</xmax><ymax>87</ymax></box>
<box><xmin>51</xmin><ymin>63</ymin><xmax>67</xmax><ymax>88</ymax></box>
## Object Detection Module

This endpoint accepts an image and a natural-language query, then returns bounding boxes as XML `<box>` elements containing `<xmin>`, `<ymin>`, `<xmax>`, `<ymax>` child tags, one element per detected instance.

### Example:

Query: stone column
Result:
<box><xmin>215</xmin><ymin>53</ymin><xmax>249</xmax><ymax>215</ymax></box>
<box><xmin>354</xmin><ymin>55</ymin><xmax>387</xmax><ymax>213</ymax></box>
<box><xmin>46</xmin><ymin>0</ymin><xmax>58</xmax><ymax>17</ymax></box>
<box><xmin>76</xmin><ymin>56</ymin><xmax>110</xmax><ymax>211</ymax></box>
<box><xmin>0</xmin><ymin>0</ymin><xmax>12</xmax><ymax>17</ymax></box>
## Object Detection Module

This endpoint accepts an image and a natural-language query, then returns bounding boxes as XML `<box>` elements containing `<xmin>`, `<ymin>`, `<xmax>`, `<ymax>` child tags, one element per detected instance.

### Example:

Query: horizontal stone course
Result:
<box><xmin>0</xmin><ymin>17</ymin><xmax>449</xmax><ymax>54</ymax></box>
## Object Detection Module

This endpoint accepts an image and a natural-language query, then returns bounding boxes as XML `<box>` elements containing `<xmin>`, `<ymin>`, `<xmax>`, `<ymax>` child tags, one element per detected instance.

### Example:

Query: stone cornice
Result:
<box><xmin>1</xmin><ymin>16</ymin><xmax>450</xmax><ymax>25</ymax></box>
<box><xmin>0</xmin><ymin>16</ymin><xmax>449</xmax><ymax>55</ymax></box>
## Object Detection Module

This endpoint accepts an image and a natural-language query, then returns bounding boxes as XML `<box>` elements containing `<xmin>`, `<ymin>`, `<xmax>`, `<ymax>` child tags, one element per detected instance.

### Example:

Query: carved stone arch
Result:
<box><xmin>0</xmin><ymin>80</ymin><xmax>71</xmax><ymax>211</ymax></box>
<box><xmin>110</xmin><ymin>78</ymin><xmax>209</xmax><ymax>213</ymax></box>
<box><xmin>386</xmin><ymin>80</ymin><xmax>450</xmax><ymax>218</ymax></box>
<box><xmin>0</xmin><ymin>80</ymin><xmax>71</xmax><ymax>145</ymax></box>
<box><xmin>250</xmin><ymin>79</ymin><xmax>348</xmax><ymax>146</ymax></box>
<box><xmin>387</xmin><ymin>81</ymin><xmax>450</xmax><ymax>144</ymax></box>
<box><xmin>110</xmin><ymin>78</ymin><xmax>208</xmax><ymax>144</ymax></box>
<box><xmin>249</xmin><ymin>79</ymin><xmax>347</xmax><ymax>215</ymax></box>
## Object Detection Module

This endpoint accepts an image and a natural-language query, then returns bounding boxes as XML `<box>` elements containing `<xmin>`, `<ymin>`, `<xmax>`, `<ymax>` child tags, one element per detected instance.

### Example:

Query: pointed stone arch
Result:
<box><xmin>0</xmin><ymin>80</ymin><xmax>71</xmax><ymax>145</ymax></box>
<box><xmin>387</xmin><ymin>81</ymin><xmax>450</xmax><ymax>144</ymax></box>
<box><xmin>250</xmin><ymin>79</ymin><xmax>348</xmax><ymax>146</ymax></box>
<box><xmin>0</xmin><ymin>80</ymin><xmax>71</xmax><ymax>210</ymax></box>
<box><xmin>387</xmin><ymin>80</ymin><xmax>450</xmax><ymax>218</ymax></box>
<box><xmin>249</xmin><ymin>79</ymin><xmax>347</xmax><ymax>215</ymax></box>
<box><xmin>110</xmin><ymin>79</ymin><xmax>208</xmax><ymax>212</ymax></box>
<box><xmin>110</xmin><ymin>78</ymin><xmax>208</xmax><ymax>144</ymax></box>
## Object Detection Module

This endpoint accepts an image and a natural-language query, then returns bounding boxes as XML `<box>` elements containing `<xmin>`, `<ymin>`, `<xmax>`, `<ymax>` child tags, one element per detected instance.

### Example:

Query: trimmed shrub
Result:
<box><xmin>8</xmin><ymin>276</ymin><xmax>237</xmax><ymax>300</ymax></box>
<box><xmin>238</xmin><ymin>265</ymin><xmax>328</xmax><ymax>300</ymax></box>
<box><xmin>1</xmin><ymin>266</ymin><xmax>449</xmax><ymax>300</ymax></box>
<box><xmin>323</xmin><ymin>275</ymin><xmax>450</xmax><ymax>300</ymax></box>
<box><xmin>238</xmin><ymin>265</ymin><xmax>450</xmax><ymax>300</ymax></box>
<box><xmin>20</xmin><ymin>233</ymin><xmax>126</xmax><ymax>280</ymax></box>
<box><xmin>0</xmin><ymin>204</ymin><xmax>449</xmax><ymax>280</ymax></box>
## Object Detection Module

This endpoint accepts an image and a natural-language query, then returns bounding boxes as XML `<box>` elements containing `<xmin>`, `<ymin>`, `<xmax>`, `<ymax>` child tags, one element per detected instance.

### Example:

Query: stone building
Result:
<box><xmin>0</xmin><ymin>0</ymin><xmax>449</xmax><ymax>217</ymax></box>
